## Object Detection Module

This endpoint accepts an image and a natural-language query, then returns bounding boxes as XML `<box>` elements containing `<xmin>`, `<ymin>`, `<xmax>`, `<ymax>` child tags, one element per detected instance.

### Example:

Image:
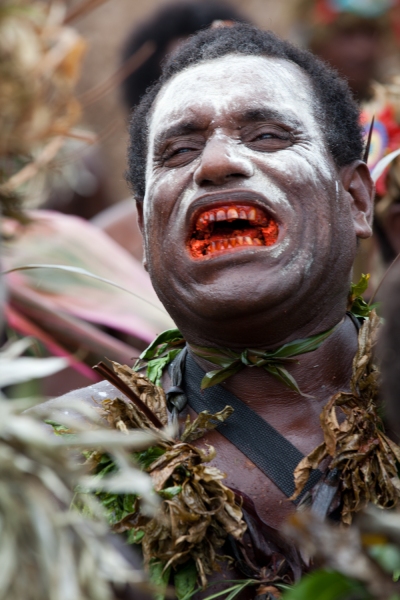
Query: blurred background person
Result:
<box><xmin>378</xmin><ymin>260</ymin><xmax>400</xmax><ymax>438</ymax></box>
<box><xmin>120</xmin><ymin>0</ymin><xmax>248</xmax><ymax>111</ymax></box>
<box><xmin>292</xmin><ymin>0</ymin><xmax>400</xmax><ymax>102</ymax></box>
<box><xmin>353</xmin><ymin>79</ymin><xmax>400</xmax><ymax>296</ymax></box>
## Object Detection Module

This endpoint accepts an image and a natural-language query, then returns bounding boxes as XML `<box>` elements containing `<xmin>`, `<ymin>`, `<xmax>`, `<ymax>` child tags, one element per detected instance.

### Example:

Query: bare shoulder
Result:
<box><xmin>28</xmin><ymin>380</ymin><xmax>129</xmax><ymax>422</ymax></box>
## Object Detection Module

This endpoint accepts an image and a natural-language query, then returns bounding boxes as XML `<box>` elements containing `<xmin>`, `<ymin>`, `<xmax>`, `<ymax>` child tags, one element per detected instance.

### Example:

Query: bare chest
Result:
<box><xmin>181</xmin><ymin>405</ymin><xmax>325</xmax><ymax>528</ymax></box>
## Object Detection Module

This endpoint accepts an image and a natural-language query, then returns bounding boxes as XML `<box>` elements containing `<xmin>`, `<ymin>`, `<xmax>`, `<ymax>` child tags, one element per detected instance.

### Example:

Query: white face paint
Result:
<box><xmin>146</xmin><ymin>56</ymin><xmax>332</xmax><ymax>175</ymax></box>
<box><xmin>144</xmin><ymin>55</ymin><xmax>335</xmax><ymax>241</ymax></box>
<box><xmin>140</xmin><ymin>53</ymin><xmax>355</xmax><ymax>342</ymax></box>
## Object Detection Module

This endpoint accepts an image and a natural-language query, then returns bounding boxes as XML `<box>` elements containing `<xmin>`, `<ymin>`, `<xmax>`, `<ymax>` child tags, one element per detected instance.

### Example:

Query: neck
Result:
<box><xmin>188</xmin><ymin>314</ymin><xmax>358</xmax><ymax>424</ymax></box>
<box><xmin>178</xmin><ymin>296</ymin><xmax>348</xmax><ymax>351</ymax></box>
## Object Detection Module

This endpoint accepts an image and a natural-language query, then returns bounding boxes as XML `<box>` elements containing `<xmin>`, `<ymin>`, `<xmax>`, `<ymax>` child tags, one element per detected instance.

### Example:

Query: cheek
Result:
<box><xmin>143</xmin><ymin>165</ymin><xmax>197</xmax><ymax>240</ymax></box>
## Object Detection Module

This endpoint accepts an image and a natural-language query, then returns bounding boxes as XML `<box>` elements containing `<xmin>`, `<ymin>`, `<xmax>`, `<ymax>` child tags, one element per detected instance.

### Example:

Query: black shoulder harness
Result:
<box><xmin>167</xmin><ymin>348</ymin><xmax>322</xmax><ymax>503</ymax></box>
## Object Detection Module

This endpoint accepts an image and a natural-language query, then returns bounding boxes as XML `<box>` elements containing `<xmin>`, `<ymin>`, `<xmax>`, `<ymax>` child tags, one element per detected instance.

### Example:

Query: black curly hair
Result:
<box><xmin>127</xmin><ymin>23</ymin><xmax>364</xmax><ymax>200</ymax></box>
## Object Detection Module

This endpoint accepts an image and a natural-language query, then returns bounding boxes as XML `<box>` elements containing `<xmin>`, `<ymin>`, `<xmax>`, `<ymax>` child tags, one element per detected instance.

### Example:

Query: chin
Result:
<box><xmin>152</xmin><ymin>258</ymin><xmax>300</xmax><ymax>325</ymax></box>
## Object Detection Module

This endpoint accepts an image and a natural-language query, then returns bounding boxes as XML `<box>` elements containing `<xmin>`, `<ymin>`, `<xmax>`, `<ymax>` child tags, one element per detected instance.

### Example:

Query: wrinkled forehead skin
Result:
<box><xmin>145</xmin><ymin>54</ymin><xmax>333</xmax><ymax>194</ymax></box>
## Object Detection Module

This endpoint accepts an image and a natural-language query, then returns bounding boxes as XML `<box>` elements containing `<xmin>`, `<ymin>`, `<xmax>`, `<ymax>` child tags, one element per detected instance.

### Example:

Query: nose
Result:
<box><xmin>194</xmin><ymin>133</ymin><xmax>253</xmax><ymax>187</ymax></box>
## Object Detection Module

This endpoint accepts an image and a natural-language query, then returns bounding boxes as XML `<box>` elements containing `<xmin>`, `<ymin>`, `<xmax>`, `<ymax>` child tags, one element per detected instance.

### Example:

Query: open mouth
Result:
<box><xmin>188</xmin><ymin>203</ymin><xmax>279</xmax><ymax>258</ymax></box>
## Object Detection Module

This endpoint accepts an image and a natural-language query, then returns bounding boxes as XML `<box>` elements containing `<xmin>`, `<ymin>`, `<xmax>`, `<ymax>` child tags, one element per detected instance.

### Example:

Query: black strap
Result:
<box><xmin>181</xmin><ymin>351</ymin><xmax>322</xmax><ymax>503</ymax></box>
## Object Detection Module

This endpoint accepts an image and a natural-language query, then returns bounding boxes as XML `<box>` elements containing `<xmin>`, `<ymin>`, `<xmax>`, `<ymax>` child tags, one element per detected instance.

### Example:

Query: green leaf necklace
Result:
<box><xmin>136</xmin><ymin>275</ymin><xmax>374</xmax><ymax>395</ymax></box>
<box><xmin>136</xmin><ymin>325</ymin><xmax>336</xmax><ymax>396</ymax></box>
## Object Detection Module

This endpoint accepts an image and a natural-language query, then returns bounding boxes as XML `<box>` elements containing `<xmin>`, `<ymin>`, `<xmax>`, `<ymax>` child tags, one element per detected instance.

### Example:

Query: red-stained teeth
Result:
<box><xmin>190</xmin><ymin>203</ymin><xmax>279</xmax><ymax>258</ymax></box>
<box><xmin>227</xmin><ymin>208</ymin><xmax>239</xmax><ymax>220</ymax></box>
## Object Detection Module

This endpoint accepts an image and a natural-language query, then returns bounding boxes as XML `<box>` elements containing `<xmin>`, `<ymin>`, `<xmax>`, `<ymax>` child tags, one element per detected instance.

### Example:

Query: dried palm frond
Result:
<box><xmin>0</xmin><ymin>338</ymin><xmax>159</xmax><ymax>600</ymax></box>
<box><xmin>292</xmin><ymin>311</ymin><xmax>400</xmax><ymax>524</ymax></box>
<box><xmin>0</xmin><ymin>0</ymin><xmax>88</xmax><ymax>212</ymax></box>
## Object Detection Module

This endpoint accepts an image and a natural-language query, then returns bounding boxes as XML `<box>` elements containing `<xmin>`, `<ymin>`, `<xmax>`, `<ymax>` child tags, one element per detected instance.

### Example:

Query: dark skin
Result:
<box><xmin>31</xmin><ymin>52</ymin><xmax>374</xmax><ymax>598</ymax></box>
<box><xmin>136</xmin><ymin>54</ymin><xmax>374</xmax><ymax>527</ymax></box>
<box><xmin>37</xmin><ymin>55</ymin><xmax>373</xmax><ymax>539</ymax></box>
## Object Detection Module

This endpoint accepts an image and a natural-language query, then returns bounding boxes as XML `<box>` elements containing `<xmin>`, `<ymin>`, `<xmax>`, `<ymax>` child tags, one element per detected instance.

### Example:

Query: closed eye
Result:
<box><xmin>161</xmin><ymin>137</ymin><xmax>204</xmax><ymax>167</ymax></box>
<box><xmin>243</xmin><ymin>125</ymin><xmax>294</xmax><ymax>152</ymax></box>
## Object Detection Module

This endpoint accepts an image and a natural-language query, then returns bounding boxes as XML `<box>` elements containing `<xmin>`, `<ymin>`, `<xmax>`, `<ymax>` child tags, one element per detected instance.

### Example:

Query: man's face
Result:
<box><xmin>141</xmin><ymin>55</ymin><xmax>359</xmax><ymax>335</ymax></box>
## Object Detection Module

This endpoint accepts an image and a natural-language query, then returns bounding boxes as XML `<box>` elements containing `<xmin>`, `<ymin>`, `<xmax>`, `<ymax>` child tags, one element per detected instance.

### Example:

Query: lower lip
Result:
<box><xmin>188</xmin><ymin>204</ymin><xmax>279</xmax><ymax>259</ymax></box>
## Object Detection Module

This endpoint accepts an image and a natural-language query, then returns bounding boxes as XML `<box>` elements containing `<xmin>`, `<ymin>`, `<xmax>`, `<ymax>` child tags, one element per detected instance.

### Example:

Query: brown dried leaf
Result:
<box><xmin>111</xmin><ymin>362</ymin><xmax>168</xmax><ymax>426</ymax></box>
<box><xmin>290</xmin><ymin>442</ymin><xmax>327</xmax><ymax>501</ymax></box>
<box><xmin>292</xmin><ymin>311</ymin><xmax>400</xmax><ymax>522</ymax></box>
<box><xmin>149</xmin><ymin>451</ymin><xmax>193</xmax><ymax>492</ymax></box>
<box><xmin>320</xmin><ymin>397</ymin><xmax>341</xmax><ymax>456</ymax></box>
<box><xmin>181</xmin><ymin>405</ymin><xmax>234</xmax><ymax>442</ymax></box>
<box><xmin>125</xmin><ymin>437</ymin><xmax>247</xmax><ymax>584</ymax></box>
<box><xmin>101</xmin><ymin>396</ymin><xmax>148</xmax><ymax>431</ymax></box>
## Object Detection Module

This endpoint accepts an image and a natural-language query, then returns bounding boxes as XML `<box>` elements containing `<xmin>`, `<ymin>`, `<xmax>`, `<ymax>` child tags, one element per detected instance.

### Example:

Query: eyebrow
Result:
<box><xmin>237</xmin><ymin>107</ymin><xmax>302</xmax><ymax>129</ymax></box>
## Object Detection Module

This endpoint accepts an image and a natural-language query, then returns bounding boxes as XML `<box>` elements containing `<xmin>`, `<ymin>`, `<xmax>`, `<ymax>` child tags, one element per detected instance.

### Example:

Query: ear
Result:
<box><xmin>135</xmin><ymin>199</ymin><xmax>148</xmax><ymax>271</ymax></box>
<box><xmin>339</xmin><ymin>160</ymin><xmax>374</xmax><ymax>239</ymax></box>
<box><xmin>135</xmin><ymin>199</ymin><xmax>144</xmax><ymax>233</ymax></box>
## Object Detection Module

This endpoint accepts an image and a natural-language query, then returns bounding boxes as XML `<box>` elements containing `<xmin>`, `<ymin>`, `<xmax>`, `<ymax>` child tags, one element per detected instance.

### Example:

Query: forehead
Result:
<box><xmin>148</xmin><ymin>54</ymin><xmax>318</xmax><ymax>140</ymax></box>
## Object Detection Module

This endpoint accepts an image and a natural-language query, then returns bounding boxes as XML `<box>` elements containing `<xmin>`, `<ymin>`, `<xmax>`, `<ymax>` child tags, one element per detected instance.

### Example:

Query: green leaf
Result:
<box><xmin>140</xmin><ymin>329</ymin><xmax>184</xmax><ymax>360</ymax></box>
<box><xmin>149</xmin><ymin>560</ymin><xmax>171</xmax><ymax>600</ymax></box>
<box><xmin>202</xmin><ymin>581</ymin><xmax>257</xmax><ymax>600</ymax></box>
<box><xmin>191</xmin><ymin>345</ymin><xmax>239</xmax><ymax>367</ymax></box>
<box><xmin>96</xmin><ymin>462</ymin><xmax>116</xmax><ymax>478</ymax></box>
<box><xmin>146</xmin><ymin>349</ymin><xmax>182</xmax><ymax>385</ymax></box>
<box><xmin>134</xmin><ymin>446</ymin><xmax>165</xmax><ymax>470</ymax></box>
<box><xmin>282</xmin><ymin>570</ymin><xmax>368</xmax><ymax>600</ymax></box>
<box><xmin>351</xmin><ymin>299</ymin><xmax>379</xmax><ymax>318</ymax></box>
<box><xmin>45</xmin><ymin>420</ymin><xmax>70</xmax><ymax>435</ymax></box>
<box><xmin>265</xmin><ymin>364</ymin><xmax>302</xmax><ymax>395</ymax></box>
<box><xmin>200</xmin><ymin>364</ymin><xmax>244</xmax><ymax>389</ymax></box>
<box><xmin>174</xmin><ymin>560</ymin><xmax>198</xmax><ymax>600</ymax></box>
<box><xmin>126</xmin><ymin>528</ymin><xmax>145</xmax><ymax>544</ymax></box>
<box><xmin>348</xmin><ymin>274</ymin><xmax>377</xmax><ymax>318</ymax></box>
<box><xmin>158</xmin><ymin>485</ymin><xmax>182</xmax><ymax>499</ymax></box>
<box><xmin>270</xmin><ymin>326</ymin><xmax>336</xmax><ymax>359</ymax></box>
<box><xmin>350</xmin><ymin>273</ymin><xmax>370</xmax><ymax>298</ymax></box>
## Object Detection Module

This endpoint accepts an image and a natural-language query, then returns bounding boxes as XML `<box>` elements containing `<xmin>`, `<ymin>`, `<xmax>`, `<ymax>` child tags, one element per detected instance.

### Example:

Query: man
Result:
<box><xmin>40</xmin><ymin>23</ymin><xmax>391</xmax><ymax>593</ymax></box>
<box><xmin>126</xmin><ymin>23</ymin><xmax>373</xmax><ymax>527</ymax></box>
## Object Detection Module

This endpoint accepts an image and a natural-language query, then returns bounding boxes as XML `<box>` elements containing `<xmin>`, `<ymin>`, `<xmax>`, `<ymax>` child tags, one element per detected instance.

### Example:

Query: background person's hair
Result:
<box><xmin>127</xmin><ymin>23</ymin><xmax>364</xmax><ymax>200</ymax></box>
<box><xmin>121</xmin><ymin>0</ymin><xmax>247</xmax><ymax>111</ymax></box>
